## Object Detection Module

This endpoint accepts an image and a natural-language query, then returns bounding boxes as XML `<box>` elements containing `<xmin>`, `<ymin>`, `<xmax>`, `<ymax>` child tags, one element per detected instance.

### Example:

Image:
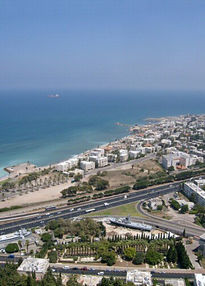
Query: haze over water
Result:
<box><xmin>0</xmin><ymin>90</ymin><xmax>205</xmax><ymax>177</ymax></box>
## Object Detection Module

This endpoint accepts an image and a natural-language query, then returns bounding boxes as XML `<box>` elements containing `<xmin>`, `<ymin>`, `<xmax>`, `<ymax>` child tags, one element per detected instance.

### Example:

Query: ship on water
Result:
<box><xmin>110</xmin><ymin>216</ymin><xmax>152</xmax><ymax>231</ymax></box>
<box><xmin>48</xmin><ymin>94</ymin><xmax>60</xmax><ymax>98</ymax></box>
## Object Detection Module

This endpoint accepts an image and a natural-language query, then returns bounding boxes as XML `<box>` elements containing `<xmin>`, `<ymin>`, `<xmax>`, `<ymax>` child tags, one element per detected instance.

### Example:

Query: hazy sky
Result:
<box><xmin>1</xmin><ymin>0</ymin><xmax>205</xmax><ymax>90</ymax></box>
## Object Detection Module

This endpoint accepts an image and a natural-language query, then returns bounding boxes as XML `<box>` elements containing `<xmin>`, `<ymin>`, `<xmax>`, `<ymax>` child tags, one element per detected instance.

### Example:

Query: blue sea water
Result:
<box><xmin>0</xmin><ymin>90</ymin><xmax>205</xmax><ymax>177</ymax></box>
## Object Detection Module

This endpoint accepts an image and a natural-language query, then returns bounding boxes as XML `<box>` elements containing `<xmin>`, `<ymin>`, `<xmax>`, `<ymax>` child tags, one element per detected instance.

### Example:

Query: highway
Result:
<box><xmin>0</xmin><ymin>183</ymin><xmax>180</xmax><ymax>235</ymax></box>
<box><xmin>0</xmin><ymin>181</ymin><xmax>204</xmax><ymax>237</ymax></box>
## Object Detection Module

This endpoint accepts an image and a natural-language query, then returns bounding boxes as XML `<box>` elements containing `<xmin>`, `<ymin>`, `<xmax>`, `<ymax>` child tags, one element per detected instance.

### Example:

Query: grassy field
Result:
<box><xmin>86</xmin><ymin>202</ymin><xmax>144</xmax><ymax>217</ymax></box>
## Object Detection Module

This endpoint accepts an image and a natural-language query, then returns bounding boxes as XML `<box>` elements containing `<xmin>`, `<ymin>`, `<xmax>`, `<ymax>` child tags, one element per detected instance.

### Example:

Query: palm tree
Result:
<box><xmin>25</xmin><ymin>240</ymin><xmax>29</xmax><ymax>254</ymax></box>
<box><xmin>18</xmin><ymin>240</ymin><xmax>22</xmax><ymax>251</ymax></box>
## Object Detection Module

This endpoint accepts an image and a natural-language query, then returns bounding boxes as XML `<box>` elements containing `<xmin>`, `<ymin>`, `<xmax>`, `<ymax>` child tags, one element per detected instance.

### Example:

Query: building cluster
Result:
<box><xmin>54</xmin><ymin>114</ymin><xmax>204</xmax><ymax>175</ymax></box>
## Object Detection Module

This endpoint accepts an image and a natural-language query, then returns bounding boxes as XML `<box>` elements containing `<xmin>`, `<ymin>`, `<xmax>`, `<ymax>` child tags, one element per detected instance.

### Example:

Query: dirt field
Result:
<box><xmin>100</xmin><ymin>159</ymin><xmax>163</xmax><ymax>188</ymax></box>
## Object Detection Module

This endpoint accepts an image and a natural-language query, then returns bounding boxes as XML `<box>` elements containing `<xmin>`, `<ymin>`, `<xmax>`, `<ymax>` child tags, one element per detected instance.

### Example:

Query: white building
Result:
<box><xmin>90</xmin><ymin>148</ymin><xmax>104</xmax><ymax>157</ymax></box>
<box><xmin>161</xmin><ymin>139</ymin><xmax>172</xmax><ymax>146</ymax></box>
<box><xmin>165</xmin><ymin>279</ymin><xmax>185</xmax><ymax>286</ymax></box>
<box><xmin>80</xmin><ymin>161</ymin><xmax>95</xmax><ymax>172</ymax></box>
<box><xmin>162</xmin><ymin>151</ymin><xmax>201</xmax><ymax>170</ymax></box>
<box><xmin>184</xmin><ymin>182</ymin><xmax>205</xmax><ymax>207</ymax></box>
<box><xmin>176</xmin><ymin>199</ymin><xmax>194</xmax><ymax>210</ymax></box>
<box><xmin>89</xmin><ymin>156</ymin><xmax>108</xmax><ymax>168</ymax></box>
<box><xmin>129</xmin><ymin>150</ymin><xmax>140</xmax><ymax>159</ymax></box>
<box><xmin>126</xmin><ymin>270</ymin><xmax>152</xmax><ymax>286</ymax></box>
<box><xmin>18</xmin><ymin>257</ymin><xmax>49</xmax><ymax>279</ymax></box>
<box><xmin>194</xmin><ymin>274</ymin><xmax>205</xmax><ymax>286</ymax></box>
<box><xmin>119</xmin><ymin>149</ymin><xmax>128</xmax><ymax>162</ymax></box>
<box><xmin>107</xmin><ymin>153</ymin><xmax>117</xmax><ymax>162</ymax></box>
<box><xmin>68</xmin><ymin>168</ymin><xmax>84</xmax><ymax>177</ymax></box>
<box><xmin>97</xmin><ymin>156</ymin><xmax>108</xmax><ymax>167</ymax></box>
<box><xmin>56</xmin><ymin>158</ymin><xmax>78</xmax><ymax>172</ymax></box>
<box><xmin>56</xmin><ymin>161</ymin><xmax>69</xmax><ymax>172</ymax></box>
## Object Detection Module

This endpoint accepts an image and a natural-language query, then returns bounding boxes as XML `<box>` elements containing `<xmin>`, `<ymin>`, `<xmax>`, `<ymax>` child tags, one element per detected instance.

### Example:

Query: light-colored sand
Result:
<box><xmin>0</xmin><ymin>181</ymin><xmax>72</xmax><ymax>208</ymax></box>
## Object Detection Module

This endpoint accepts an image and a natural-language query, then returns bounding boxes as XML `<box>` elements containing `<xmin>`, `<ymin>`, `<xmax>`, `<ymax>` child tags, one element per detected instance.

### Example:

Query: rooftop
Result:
<box><xmin>18</xmin><ymin>257</ymin><xmax>49</xmax><ymax>274</ymax></box>
<box><xmin>185</xmin><ymin>182</ymin><xmax>205</xmax><ymax>200</ymax></box>
<box><xmin>126</xmin><ymin>270</ymin><xmax>152</xmax><ymax>286</ymax></box>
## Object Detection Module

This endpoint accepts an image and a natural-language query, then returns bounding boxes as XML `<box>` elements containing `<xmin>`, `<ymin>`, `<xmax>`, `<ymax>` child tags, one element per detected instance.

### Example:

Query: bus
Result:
<box><xmin>85</xmin><ymin>208</ymin><xmax>96</xmax><ymax>213</ymax></box>
<box><xmin>45</xmin><ymin>206</ymin><xmax>56</xmax><ymax>211</ymax></box>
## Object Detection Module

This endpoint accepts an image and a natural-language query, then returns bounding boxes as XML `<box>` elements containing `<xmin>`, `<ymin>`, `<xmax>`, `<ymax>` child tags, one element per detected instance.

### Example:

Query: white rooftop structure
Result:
<box><xmin>165</xmin><ymin>278</ymin><xmax>185</xmax><ymax>286</ymax></box>
<box><xmin>126</xmin><ymin>270</ymin><xmax>152</xmax><ymax>286</ymax></box>
<box><xmin>18</xmin><ymin>257</ymin><xmax>49</xmax><ymax>275</ymax></box>
<box><xmin>194</xmin><ymin>274</ymin><xmax>205</xmax><ymax>286</ymax></box>
<box><xmin>184</xmin><ymin>182</ymin><xmax>205</xmax><ymax>207</ymax></box>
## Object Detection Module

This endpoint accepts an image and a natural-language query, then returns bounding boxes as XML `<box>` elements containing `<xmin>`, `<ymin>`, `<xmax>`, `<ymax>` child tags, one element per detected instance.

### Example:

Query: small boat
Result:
<box><xmin>48</xmin><ymin>94</ymin><xmax>60</xmax><ymax>98</ymax></box>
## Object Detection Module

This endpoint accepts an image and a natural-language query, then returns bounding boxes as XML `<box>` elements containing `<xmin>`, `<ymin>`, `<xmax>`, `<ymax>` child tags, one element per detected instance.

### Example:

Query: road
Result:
<box><xmin>0</xmin><ymin>256</ymin><xmax>203</xmax><ymax>279</ymax></box>
<box><xmin>0</xmin><ymin>182</ymin><xmax>180</xmax><ymax>234</ymax></box>
<box><xmin>136</xmin><ymin>201</ymin><xmax>204</xmax><ymax>237</ymax></box>
<box><xmin>0</xmin><ymin>181</ymin><xmax>204</xmax><ymax>238</ymax></box>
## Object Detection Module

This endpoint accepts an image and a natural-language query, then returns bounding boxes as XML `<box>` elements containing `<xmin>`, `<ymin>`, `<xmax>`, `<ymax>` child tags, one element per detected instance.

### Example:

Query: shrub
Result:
<box><xmin>5</xmin><ymin>243</ymin><xmax>19</xmax><ymax>253</ymax></box>
<box><xmin>145</xmin><ymin>248</ymin><xmax>163</xmax><ymax>265</ymax></box>
<box><xmin>41</xmin><ymin>233</ymin><xmax>52</xmax><ymax>243</ymax></box>
<box><xmin>123</xmin><ymin>247</ymin><xmax>136</xmax><ymax>261</ymax></box>
<box><xmin>132</xmin><ymin>252</ymin><xmax>145</xmax><ymax>265</ymax></box>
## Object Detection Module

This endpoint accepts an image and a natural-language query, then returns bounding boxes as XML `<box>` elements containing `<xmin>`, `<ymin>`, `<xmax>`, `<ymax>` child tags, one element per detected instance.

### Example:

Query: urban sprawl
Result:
<box><xmin>1</xmin><ymin>114</ymin><xmax>205</xmax><ymax>286</ymax></box>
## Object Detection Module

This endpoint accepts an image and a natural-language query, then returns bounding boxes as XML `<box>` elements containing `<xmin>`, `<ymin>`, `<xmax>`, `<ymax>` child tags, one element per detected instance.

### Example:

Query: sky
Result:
<box><xmin>0</xmin><ymin>0</ymin><xmax>205</xmax><ymax>91</ymax></box>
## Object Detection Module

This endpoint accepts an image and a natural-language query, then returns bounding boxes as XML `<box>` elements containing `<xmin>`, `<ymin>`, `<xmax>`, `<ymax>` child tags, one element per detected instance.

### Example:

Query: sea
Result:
<box><xmin>0</xmin><ymin>90</ymin><xmax>205</xmax><ymax>178</ymax></box>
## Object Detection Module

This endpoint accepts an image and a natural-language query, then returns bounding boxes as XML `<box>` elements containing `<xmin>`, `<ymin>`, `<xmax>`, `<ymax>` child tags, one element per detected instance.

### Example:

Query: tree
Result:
<box><xmin>176</xmin><ymin>242</ymin><xmax>192</xmax><ymax>269</ymax></box>
<box><xmin>66</xmin><ymin>275</ymin><xmax>81</xmax><ymax>286</ymax></box>
<box><xmin>183</xmin><ymin>229</ymin><xmax>186</xmax><ymax>238</ymax></box>
<box><xmin>132</xmin><ymin>252</ymin><xmax>145</xmax><ymax>265</ymax></box>
<box><xmin>18</xmin><ymin>240</ymin><xmax>22</xmax><ymax>250</ymax></box>
<box><xmin>25</xmin><ymin>240</ymin><xmax>30</xmax><ymax>254</ymax></box>
<box><xmin>48</xmin><ymin>251</ymin><xmax>58</xmax><ymax>263</ymax></box>
<box><xmin>167</xmin><ymin>246</ymin><xmax>178</xmax><ymax>263</ymax></box>
<box><xmin>88</xmin><ymin>175</ymin><xmax>109</xmax><ymax>190</ymax></box>
<box><xmin>101</xmin><ymin>251</ymin><xmax>116</xmax><ymax>266</ymax></box>
<box><xmin>180</xmin><ymin>205</ymin><xmax>189</xmax><ymax>214</ymax></box>
<box><xmin>170</xmin><ymin>199</ymin><xmax>180</xmax><ymax>210</ymax></box>
<box><xmin>145</xmin><ymin>248</ymin><xmax>163</xmax><ymax>265</ymax></box>
<box><xmin>123</xmin><ymin>247</ymin><xmax>136</xmax><ymax>261</ymax></box>
<box><xmin>74</xmin><ymin>174</ymin><xmax>83</xmax><ymax>182</ymax></box>
<box><xmin>41</xmin><ymin>232</ymin><xmax>52</xmax><ymax>242</ymax></box>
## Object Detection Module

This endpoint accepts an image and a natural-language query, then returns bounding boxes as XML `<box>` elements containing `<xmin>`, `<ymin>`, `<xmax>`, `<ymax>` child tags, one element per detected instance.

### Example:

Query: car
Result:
<box><xmin>98</xmin><ymin>272</ymin><xmax>104</xmax><ymax>276</ymax></box>
<box><xmin>45</xmin><ymin>213</ymin><xmax>50</xmax><ymax>216</ymax></box>
<box><xmin>40</xmin><ymin>220</ymin><xmax>44</xmax><ymax>224</ymax></box>
<box><xmin>51</xmin><ymin>268</ymin><xmax>56</xmax><ymax>272</ymax></box>
<box><xmin>70</xmin><ymin>208</ymin><xmax>74</xmax><ymax>212</ymax></box>
<box><xmin>37</xmin><ymin>216</ymin><xmax>41</xmax><ymax>219</ymax></box>
<box><xmin>63</xmin><ymin>266</ymin><xmax>70</xmax><ymax>269</ymax></box>
<box><xmin>57</xmin><ymin>211</ymin><xmax>61</xmax><ymax>214</ymax></box>
<box><xmin>7</xmin><ymin>254</ymin><xmax>15</xmax><ymax>259</ymax></box>
<box><xmin>81</xmin><ymin>267</ymin><xmax>88</xmax><ymax>271</ymax></box>
<box><xmin>77</xmin><ymin>208</ymin><xmax>81</xmax><ymax>211</ymax></box>
<box><xmin>72</xmin><ymin>267</ymin><xmax>78</xmax><ymax>270</ymax></box>
<box><xmin>104</xmin><ymin>202</ymin><xmax>109</xmax><ymax>206</ymax></box>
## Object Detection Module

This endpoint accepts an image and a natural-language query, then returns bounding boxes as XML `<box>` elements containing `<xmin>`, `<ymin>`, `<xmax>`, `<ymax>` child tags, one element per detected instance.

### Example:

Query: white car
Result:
<box><xmin>77</xmin><ymin>208</ymin><xmax>82</xmax><ymax>211</ymax></box>
<box><xmin>98</xmin><ymin>272</ymin><xmax>104</xmax><ymax>276</ymax></box>
<box><xmin>63</xmin><ymin>266</ymin><xmax>70</xmax><ymax>269</ymax></box>
<box><xmin>70</xmin><ymin>208</ymin><xmax>74</xmax><ymax>212</ymax></box>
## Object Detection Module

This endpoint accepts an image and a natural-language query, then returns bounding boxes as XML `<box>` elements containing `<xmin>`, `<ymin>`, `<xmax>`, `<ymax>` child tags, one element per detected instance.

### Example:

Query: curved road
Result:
<box><xmin>0</xmin><ymin>183</ymin><xmax>180</xmax><ymax>235</ymax></box>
